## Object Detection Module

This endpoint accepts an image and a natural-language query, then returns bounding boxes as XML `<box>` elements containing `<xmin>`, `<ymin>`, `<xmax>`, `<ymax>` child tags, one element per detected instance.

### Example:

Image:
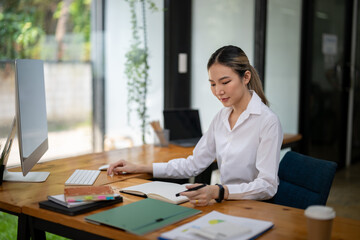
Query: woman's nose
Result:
<box><xmin>217</xmin><ymin>89</ymin><xmax>225</xmax><ymax>95</ymax></box>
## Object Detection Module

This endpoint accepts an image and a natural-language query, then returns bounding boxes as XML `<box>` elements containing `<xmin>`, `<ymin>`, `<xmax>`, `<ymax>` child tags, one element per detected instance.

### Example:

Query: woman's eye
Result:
<box><xmin>211</xmin><ymin>83</ymin><xmax>216</xmax><ymax>87</ymax></box>
<box><xmin>223</xmin><ymin>81</ymin><xmax>231</xmax><ymax>85</ymax></box>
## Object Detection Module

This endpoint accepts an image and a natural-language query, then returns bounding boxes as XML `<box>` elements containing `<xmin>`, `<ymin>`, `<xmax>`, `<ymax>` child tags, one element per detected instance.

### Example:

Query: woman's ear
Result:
<box><xmin>243</xmin><ymin>70</ymin><xmax>251</xmax><ymax>85</ymax></box>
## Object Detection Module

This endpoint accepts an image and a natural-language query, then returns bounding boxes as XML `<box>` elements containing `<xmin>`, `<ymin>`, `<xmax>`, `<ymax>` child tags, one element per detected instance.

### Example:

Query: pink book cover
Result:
<box><xmin>64</xmin><ymin>185</ymin><xmax>117</xmax><ymax>202</ymax></box>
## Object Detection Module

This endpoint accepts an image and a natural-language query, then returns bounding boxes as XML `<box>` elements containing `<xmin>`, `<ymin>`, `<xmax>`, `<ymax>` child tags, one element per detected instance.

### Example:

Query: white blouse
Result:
<box><xmin>153</xmin><ymin>92</ymin><xmax>283</xmax><ymax>200</ymax></box>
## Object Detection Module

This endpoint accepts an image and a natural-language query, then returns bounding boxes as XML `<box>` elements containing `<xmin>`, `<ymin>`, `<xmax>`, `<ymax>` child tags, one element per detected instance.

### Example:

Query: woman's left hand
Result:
<box><xmin>180</xmin><ymin>184</ymin><xmax>218</xmax><ymax>206</ymax></box>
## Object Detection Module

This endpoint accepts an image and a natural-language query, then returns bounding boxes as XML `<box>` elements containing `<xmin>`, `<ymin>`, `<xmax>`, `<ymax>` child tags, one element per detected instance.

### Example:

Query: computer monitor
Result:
<box><xmin>163</xmin><ymin>109</ymin><xmax>203</xmax><ymax>147</ymax></box>
<box><xmin>0</xmin><ymin>59</ymin><xmax>50</xmax><ymax>184</ymax></box>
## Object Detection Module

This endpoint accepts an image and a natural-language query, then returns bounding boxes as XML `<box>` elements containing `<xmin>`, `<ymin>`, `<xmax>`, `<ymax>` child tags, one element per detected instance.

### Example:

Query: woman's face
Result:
<box><xmin>208</xmin><ymin>63</ymin><xmax>250</xmax><ymax>109</ymax></box>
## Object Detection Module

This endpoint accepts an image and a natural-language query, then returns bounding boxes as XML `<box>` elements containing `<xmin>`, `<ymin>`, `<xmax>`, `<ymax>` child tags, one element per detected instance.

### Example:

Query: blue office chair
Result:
<box><xmin>267</xmin><ymin>151</ymin><xmax>337</xmax><ymax>209</ymax></box>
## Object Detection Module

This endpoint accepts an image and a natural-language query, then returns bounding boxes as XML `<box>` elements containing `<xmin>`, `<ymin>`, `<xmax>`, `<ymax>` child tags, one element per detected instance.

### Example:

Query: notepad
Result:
<box><xmin>120</xmin><ymin>181</ymin><xmax>190</xmax><ymax>204</ymax></box>
<box><xmin>85</xmin><ymin>198</ymin><xmax>201</xmax><ymax>235</ymax></box>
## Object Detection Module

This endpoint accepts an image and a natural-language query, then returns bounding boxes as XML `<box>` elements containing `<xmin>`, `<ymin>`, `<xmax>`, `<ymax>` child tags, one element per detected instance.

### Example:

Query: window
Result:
<box><xmin>265</xmin><ymin>0</ymin><xmax>302</xmax><ymax>134</ymax></box>
<box><xmin>191</xmin><ymin>0</ymin><xmax>255</xmax><ymax>130</ymax></box>
<box><xmin>0</xmin><ymin>0</ymin><xmax>92</xmax><ymax>166</ymax></box>
<box><xmin>104</xmin><ymin>0</ymin><xmax>164</xmax><ymax>148</ymax></box>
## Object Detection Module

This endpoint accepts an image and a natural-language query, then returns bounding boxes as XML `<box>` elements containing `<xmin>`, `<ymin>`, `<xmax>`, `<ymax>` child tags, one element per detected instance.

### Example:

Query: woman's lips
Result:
<box><xmin>221</xmin><ymin>97</ymin><xmax>229</xmax><ymax>102</ymax></box>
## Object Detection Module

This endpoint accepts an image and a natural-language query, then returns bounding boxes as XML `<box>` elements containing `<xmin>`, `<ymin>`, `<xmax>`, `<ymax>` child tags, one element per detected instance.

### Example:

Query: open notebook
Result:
<box><xmin>120</xmin><ymin>181</ymin><xmax>189</xmax><ymax>204</ymax></box>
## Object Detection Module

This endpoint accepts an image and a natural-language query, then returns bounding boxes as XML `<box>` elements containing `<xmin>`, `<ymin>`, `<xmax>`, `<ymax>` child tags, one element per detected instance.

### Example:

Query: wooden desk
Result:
<box><xmin>0</xmin><ymin>134</ymin><xmax>301</xmax><ymax>210</ymax></box>
<box><xmin>0</xmin><ymin>144</ymin><xmax>193</xmax><ymax>239</ymax></box>
<box><xmin>22</xmin><ymin>178</ymin><xmax>360</xmax><ymax>240</ymax></box>
<box><xmin>1</xmin><ymin>135</ymin><xmax>303</xmax><ymax>239</ymax></box>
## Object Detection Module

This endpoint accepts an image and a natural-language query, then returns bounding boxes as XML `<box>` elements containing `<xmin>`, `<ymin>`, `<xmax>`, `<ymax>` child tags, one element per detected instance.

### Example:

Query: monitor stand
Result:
<box><xmin>0</xmin><ymin>118</ymin><xmax>50</xmax><ymax>184</ymax></box>
<box><xmin>2</xmin><ymin>168</ymin><xmax>49</xmax><ymax>182</ymax></box>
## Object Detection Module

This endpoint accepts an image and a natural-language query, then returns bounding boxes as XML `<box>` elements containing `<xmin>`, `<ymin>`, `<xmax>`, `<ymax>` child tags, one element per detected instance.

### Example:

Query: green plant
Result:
<box><xmin>124</xmin><ymin>0</ymin><xmax>158</xmax><ymax>144</ymax></box>
<box><xmin>54</xmin><ymin>0</ymin><xmax>91</xmax><ymax>61</ymax></box>
<box><xmin>0</xmin><ymin>211</ymin><xmax>69</xmax><ymax>239</ymax></box>
<box><xmin>0</xmin><ymin>211</ymin><xmax>17</xmax><ymax>239</ymax></box>
<box><xmin>0</xmin><ymin>6</ymin><xmax>44</xmax><ymax>59</ymax></box>
<box><xmin>0</xmin><ymin>0</ymin><xmax>91</xmax><ymax>61</ymax></box>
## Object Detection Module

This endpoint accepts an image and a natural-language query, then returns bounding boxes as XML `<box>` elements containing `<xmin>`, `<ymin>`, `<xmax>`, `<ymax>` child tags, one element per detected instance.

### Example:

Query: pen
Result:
<box><xmin>175</xmin><ymin>184</ymin><xmax>207</xmax><ymax>197</ymax></box>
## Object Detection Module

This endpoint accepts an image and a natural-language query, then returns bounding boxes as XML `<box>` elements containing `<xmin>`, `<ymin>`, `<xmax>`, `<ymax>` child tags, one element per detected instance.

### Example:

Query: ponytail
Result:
<box><xmin>248</xmin><ymin>66</ymin><xmax>268</xmax><ymax>106</ymax></box>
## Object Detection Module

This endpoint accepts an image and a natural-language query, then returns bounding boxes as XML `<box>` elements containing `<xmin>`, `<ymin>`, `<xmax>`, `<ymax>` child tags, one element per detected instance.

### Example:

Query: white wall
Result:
<box><xmin>105</xmin><ymin>0</ymin><xmax>164</xmax><ymax>147</ymax></box>
<box><xmin>265</xmin><ymin>0</ymin><xmax>302</xmax><ymax>134</ymax></box>
<box><xmin>191</xmin><ymin>0</ymin><xmax>255</xmax><ymax>132</ymax></box>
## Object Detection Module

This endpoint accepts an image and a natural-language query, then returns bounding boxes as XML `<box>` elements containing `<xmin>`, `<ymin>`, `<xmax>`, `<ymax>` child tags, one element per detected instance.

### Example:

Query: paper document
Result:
<box><xmin>159</xmin><ymin>210</ymin><xmax>274</xmax><ymax>240</ymax></box>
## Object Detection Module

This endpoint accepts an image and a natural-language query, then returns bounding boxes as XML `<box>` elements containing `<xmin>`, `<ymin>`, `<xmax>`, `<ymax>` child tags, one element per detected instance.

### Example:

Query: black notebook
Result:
<box><xmin>39</xmin><ymin>196</ymin><xmax>123</xmax><ymax>216</ymax></box>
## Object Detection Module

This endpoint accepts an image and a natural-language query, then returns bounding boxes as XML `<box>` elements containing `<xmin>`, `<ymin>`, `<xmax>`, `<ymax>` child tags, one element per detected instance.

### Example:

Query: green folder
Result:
<box><xmin>85</xmin><ymin>198</ymin><xmax>201</xmax><ymax>235</ymax></box>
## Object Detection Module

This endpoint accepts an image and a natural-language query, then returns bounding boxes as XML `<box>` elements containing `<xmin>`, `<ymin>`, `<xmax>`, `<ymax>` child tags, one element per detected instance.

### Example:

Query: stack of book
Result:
<box><xmin>39</xmin><ymin>185</ymin><xmax>123</xmax><ymax>215</ymax></box>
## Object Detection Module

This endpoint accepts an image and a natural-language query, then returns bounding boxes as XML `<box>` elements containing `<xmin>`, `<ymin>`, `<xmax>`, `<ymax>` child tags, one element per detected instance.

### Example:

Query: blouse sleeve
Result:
<box><xmin>153</xmin><ymin>117</ymin><xmax>217</xmax><ymax>179</ymax></box>
<box><xmin>227</xmin><ymin>116</ymin><xmax>283</xmax><ymax>200</ymax></box>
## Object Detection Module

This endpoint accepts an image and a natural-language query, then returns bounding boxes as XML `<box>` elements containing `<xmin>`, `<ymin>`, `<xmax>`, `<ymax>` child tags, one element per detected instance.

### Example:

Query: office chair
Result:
<box><xmin>267</xmin><ymin>151</ymin><xmax>337</xmax><ymax>209</ymax></box>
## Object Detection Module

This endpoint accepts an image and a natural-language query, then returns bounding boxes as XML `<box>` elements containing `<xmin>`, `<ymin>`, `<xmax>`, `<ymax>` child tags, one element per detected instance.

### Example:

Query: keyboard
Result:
<box><xmin>65</xmin><ymin>169</ymin><xmax>101</xmax><ymax>186</ymax></box>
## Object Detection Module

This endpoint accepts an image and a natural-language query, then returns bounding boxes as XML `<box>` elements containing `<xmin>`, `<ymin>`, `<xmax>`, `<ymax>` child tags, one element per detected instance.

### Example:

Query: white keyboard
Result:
<box><xmin>65</xmin><ymin>169</ymin><xmax>101</xmax><ymax>186</ymax></box>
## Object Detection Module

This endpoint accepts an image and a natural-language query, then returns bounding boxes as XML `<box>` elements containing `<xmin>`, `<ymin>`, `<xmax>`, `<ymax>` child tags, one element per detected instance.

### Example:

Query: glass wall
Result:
<box><xmin>265</xmin><ymin>0</ymin><xmax>302</xmax><ymax>134</ymax></box>
<box><xmin>191</xmin><ymin>0</ymin><xmax>255</xmax><ymax>131</ymax></box>
<box><xmin>352</xmin><ymin>0</ymin><xmax>360</xmax><ymax>163</ymax></box>
<box><xmin>105</xmin><ymin>0</ymin><xmax>164</xmax><ymax>148</ymax></box>
<box><xmin>0</xmin><ymin>0</ymin><xmax>92</xmax><ymax>166</ymax></box>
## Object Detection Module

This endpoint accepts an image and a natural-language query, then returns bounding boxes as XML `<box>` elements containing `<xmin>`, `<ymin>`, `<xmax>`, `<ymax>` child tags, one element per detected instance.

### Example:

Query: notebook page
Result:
<box><xmin>121</xmin><ymin>181</ymin><xmax>189</xmax><ymax>204</ymax></box>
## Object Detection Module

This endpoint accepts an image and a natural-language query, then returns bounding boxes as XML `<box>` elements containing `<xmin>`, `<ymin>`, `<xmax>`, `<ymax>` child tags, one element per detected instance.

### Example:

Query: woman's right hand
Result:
<box><xmin>107</xmin><ymin>160</ymin><xmax>152</xmax><ymax>176</ymax></box>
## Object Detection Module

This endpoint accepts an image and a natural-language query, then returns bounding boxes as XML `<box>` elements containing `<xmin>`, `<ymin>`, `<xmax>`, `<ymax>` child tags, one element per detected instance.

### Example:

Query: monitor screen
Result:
<box><xmin>163</xmin><ymin>109</ymin><xmax>202</xmax><ymax>141</ymax></box>
<box><xmin>16</xmin><ymin>59</ymin><xmax>48</xmax><ymax>176</ymax></box>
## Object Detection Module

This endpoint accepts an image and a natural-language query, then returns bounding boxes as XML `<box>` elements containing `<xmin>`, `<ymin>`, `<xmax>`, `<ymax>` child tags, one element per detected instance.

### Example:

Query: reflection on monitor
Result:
<box><xmin>0</xmin><ymin>59</ymin><xmax>50</xmax><ymax>184</ymax></box>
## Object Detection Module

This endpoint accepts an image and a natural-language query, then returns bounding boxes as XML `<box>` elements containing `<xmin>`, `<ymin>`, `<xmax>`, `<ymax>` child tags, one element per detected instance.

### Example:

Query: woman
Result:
<box><xmin>108</xmin><ymin>45</ymin><xmax>283</xmax><ymax>206</ymax></box>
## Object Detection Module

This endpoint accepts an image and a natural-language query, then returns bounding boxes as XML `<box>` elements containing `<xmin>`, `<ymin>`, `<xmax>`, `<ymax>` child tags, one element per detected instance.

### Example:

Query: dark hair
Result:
<box><xmin>207</xmin><ymin>45</ymin><xmax>268</xmax><ymax>105</ymax></box>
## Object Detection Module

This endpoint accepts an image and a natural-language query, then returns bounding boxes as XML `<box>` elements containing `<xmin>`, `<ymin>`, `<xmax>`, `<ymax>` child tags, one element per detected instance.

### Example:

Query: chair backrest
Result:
<box><xmin>269</xmin><ymin>151</ymin><xmax>337</xmax><ymax>209</ymax></box>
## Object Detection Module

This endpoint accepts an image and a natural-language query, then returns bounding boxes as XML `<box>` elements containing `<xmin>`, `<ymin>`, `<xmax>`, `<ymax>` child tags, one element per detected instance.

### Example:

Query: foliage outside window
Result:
<box><xmin>0</xmin><ymin>0</ymin><xmax>91</xmax><ymax>61</ymax></box>
<box><xmin>0</xmin><ymin>0</ymin><xmax>92</xmax><ymax>130</ymax></box>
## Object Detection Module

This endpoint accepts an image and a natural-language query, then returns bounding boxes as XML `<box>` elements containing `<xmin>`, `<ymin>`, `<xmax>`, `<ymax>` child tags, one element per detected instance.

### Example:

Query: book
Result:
<box><xmin>39</xmin><ymin>196</ymin><xmax>123</xmax><ymax>216</ymax></box>
<box><xmin>158</xmin><ymin>210</ymin><xmax>274</xmax><ymax>240</ymax></box>
<box><xmin>48</xmin><ymin>194</ymin><xmax>93</xmax><ymax>208</ymax></box>
<box><xmin>85</xmin><ymin>198</ymin><xmax>201</xmax><ymax>235</ymax></box>
<box><xmin>120</xmin><ymin>181</ymin><xmax>190</xmax><ymax>204</ymax></box>
<box><xmin>64</xmin><ymin>185</ymin><xmax>118</xmax><ymax>202</ymax></box>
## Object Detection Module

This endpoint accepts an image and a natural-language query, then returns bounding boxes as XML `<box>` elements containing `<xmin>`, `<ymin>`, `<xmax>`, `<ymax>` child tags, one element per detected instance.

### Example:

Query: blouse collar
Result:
<box><xmin>223</xmin><ymin>90</ymin><xmax>262</xmax><ymax>131</ymax></box>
